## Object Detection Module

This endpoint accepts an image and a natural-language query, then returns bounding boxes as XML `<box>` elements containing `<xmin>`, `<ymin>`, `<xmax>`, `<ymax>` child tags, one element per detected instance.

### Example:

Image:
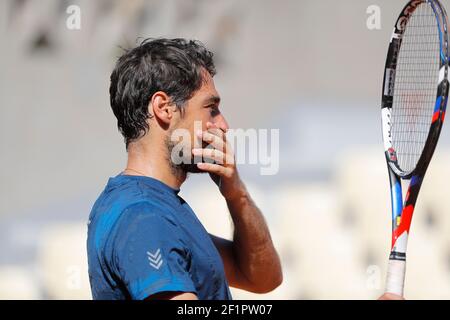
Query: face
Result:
<box><xmin>166</xmin><ymin>71</ymin><xmax>229</xmax><ymax>174</ymax></box>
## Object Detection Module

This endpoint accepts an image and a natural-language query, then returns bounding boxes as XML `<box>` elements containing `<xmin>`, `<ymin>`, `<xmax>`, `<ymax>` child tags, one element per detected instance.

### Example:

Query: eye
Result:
<box><xmin>209</xmin><ymin>105</ymin><xmax>220</xmax><ymax>117</ymax></box>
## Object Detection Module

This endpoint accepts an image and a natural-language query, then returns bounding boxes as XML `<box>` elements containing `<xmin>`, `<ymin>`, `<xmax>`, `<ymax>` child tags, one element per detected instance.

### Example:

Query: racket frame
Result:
<box><xmin>381</xmin><ymin>0</ymin><xmax>449</xmax><ymax>296</ymax></box>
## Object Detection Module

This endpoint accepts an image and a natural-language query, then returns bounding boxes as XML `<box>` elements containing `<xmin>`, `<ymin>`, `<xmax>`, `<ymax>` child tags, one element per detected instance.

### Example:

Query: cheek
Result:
<box><xmin>197</xmin><ymin>109</ymin><xmax>212</xmax><ymax>129</ymax></box>
<box><xmin>180</xmin><ymin>109</ymin><xmax>209</xmax><ymax>145</ymax></box>
<box><xmin>200</xmin><ymin>108</ymin><xmax>212</xmax><ymax>120</ymax></box>
<box><xmin>187</xmin><ymin>107</ymin><xmax>209</xmax><ymax>124</ymax></box>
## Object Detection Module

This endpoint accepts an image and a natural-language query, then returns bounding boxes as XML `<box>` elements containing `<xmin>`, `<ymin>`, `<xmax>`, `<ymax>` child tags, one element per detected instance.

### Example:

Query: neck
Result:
<box><xmin>125</xmin><ymin>141</ymin><xmax>186</xmax><ymax>190</ymax></box>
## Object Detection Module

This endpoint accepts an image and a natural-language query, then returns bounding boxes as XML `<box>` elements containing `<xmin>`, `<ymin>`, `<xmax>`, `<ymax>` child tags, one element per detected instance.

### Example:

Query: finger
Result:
<box><xmin>197</xmin><ymin>130</ymin><xmax>225</xmax><ymax>151</ymax></box>
<box><xmin>202</xmin><ymin>131</ymin><xmax>235</xmax><ymax>160</ymax></box>
<box><xmin>192</xmin><ymin>148</ymin><xmax>234</xmax><ymax>165</ymax></box>
<box><xmin>205</xmin><ymin>123</ymin><xmax>233</xmax><ymax>156</ymax></box>
<box><xmin>193</xmin><ymin>148</ymin><xmax>223</xmax><ymax>164</ymax></box>
<box><xmin>197</xmin><ymin>162</ymin><xmax>233</xmax><ymax>177</ymax></box>
<box><xmin>206</xmin><ymin>122</ymin><xmax>227</xmax><ymax>140</ymax></box>
<box><xmin>206</xmin><ymin>127</ymin><xmax>224</xmax><ymax>142</ymax></box>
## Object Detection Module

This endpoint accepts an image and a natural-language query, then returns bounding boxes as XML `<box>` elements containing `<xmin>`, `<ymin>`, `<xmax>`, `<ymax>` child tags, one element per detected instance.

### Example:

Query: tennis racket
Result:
<box><xmin>381</xmin><ymin>0</ymin><xmax>449</xmax><ymax>296</ymax></box>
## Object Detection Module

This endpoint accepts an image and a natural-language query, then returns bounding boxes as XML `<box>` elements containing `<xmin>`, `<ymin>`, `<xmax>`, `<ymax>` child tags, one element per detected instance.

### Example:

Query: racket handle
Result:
<box><xmin>385</xmin><ymin>259</ymin><xmax>406</xmax><ymax>297</ymax></box>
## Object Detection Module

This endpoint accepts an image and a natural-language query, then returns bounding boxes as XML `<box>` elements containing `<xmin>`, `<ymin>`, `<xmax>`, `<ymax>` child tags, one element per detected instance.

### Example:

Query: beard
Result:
<box><xmin>165</xmin><ymin>131</ymin><xmax>207</xmax><ymax>178</ymax></box>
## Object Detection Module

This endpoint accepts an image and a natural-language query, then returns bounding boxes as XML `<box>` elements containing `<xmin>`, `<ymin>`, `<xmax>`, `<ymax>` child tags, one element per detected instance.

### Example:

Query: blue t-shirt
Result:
<box><xmin>87</xmin><ymin>174</ymin><xmax>232</xmax><ymax>300</ymax></box>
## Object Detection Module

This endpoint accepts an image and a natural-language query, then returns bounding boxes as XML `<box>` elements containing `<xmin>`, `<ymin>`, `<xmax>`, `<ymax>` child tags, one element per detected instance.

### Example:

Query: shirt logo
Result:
<box><xmin>147</xmin><ymin>248</ymin><xmax>163</xmax><ymax>270</ymax></box>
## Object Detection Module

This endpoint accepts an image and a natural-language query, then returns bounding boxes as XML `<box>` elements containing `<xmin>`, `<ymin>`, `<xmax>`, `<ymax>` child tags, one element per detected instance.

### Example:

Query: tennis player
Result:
<box><xmin>86</xmin><ymin>38</ymin><xmax>283</xmax><ymax>300</ymax></box>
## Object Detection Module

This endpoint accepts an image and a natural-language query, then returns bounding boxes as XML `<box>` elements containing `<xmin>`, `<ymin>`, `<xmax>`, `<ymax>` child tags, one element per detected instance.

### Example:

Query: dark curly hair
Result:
<box><xmin>109</xmin><ymin>38</ymin><xmax>216</xmax><ymax>148</ymax></box>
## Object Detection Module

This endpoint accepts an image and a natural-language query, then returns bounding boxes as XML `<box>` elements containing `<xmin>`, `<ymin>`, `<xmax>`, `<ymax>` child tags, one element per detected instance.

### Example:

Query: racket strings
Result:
<box><xmin>391</xmin><ymin>3</ymin><xmax>440</xmax><ymax>174</ymax></box>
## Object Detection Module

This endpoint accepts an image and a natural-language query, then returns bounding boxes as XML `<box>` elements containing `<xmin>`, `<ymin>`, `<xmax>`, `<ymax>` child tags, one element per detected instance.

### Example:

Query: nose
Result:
<box><xmin>214</xmin><ymin>114</ymin><xmax>229</xmax><ymax>132</ymax></box>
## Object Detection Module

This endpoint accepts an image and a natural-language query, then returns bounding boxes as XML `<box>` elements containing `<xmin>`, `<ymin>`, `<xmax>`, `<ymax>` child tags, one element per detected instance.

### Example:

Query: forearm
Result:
<box><xmin>226</xmin><ymin>184</ymin><xmax>283</xmax><ymax>292</ymax></box>
<box><xmin>195</xmin><ymin>122</ymin><xmax>282</xmax><ymax>292</ymax></box>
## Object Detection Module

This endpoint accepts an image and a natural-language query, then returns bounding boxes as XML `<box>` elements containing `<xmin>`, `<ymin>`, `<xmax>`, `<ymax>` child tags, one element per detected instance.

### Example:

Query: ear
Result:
<box><xmin>150</xmin><ymin>91</ymin><xmax>176</xmax><ymax>127</ymax></box>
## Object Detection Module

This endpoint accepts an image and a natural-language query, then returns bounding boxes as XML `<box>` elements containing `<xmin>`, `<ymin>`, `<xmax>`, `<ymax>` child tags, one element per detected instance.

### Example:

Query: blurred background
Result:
<box><xmin>1</xmin><ymin>0</ymin><xmax>450</xmax><ymax>300</ymax></box>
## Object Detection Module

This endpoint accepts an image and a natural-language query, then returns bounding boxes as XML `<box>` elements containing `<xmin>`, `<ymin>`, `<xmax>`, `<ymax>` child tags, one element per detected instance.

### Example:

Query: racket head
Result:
<box><xmin>382</xmin><ymin>0</ymin><xmax>449</xmax><ymax>179</ymax></box>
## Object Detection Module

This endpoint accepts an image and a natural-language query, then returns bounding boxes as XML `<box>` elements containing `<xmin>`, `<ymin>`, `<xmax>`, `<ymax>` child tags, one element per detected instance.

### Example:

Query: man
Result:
<box><xmin>87</xmin><ymin>38</ymin><xmax>283</xmax><ymax>300</ymax></box>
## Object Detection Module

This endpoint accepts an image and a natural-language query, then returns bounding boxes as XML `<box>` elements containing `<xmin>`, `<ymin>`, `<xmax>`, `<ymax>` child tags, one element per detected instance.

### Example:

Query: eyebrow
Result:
<box><xmin>204</xmin><ymin>95</ymin><xmax>221</xmax><ymax>105</ymax></box>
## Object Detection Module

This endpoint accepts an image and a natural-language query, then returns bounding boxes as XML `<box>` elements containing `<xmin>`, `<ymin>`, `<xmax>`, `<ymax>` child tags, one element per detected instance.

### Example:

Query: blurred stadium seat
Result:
<box><xmin>274</xmin><ymin>184</ymin><xmax>369</xmax><ymax>299</ymax></box>
<box><xmin>406</xmin><ymin>151</ymin><xmax>450</xmax><ymax>299</ymax></box>
<box><xmin>417</xmin><ymin>151</ymin><xmax>450</xmax><ymax>241</ymax></box>
<box><xmin>36</xmin><ymin>223</ymin><xmax>91</xmax><ymax>299</ymax></box>
<box><xmin>335</xmin><ymin>147</ymin><xmax>450</xmax><ymax>299</ymax></box>
<box><xmin>0</xmin><ymin>266</ymin><xmax>40</xmax><ymax>299</ymax></box>
<box><xmin>334</xmin><ymin>147</ymin><xmax>391</xmax><ymax>274</ymax></box>
<box><xmin>406</xmin><ymin>230</ymin><xmax>450</xmax><ymax>299</ymax></box>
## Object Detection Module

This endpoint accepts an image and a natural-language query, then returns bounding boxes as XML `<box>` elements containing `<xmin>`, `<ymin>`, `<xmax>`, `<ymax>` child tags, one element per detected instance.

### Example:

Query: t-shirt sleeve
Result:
<box><xmin>110</xmin><ymin>202</ymin><xmax>197</xmax><ymax>300</ymax></box>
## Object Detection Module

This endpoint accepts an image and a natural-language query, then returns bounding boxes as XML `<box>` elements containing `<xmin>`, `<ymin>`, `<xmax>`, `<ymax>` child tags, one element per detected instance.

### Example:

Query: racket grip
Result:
<box><xmin>385</xmin><ymin>259</ymin><xmax>406</xmax><ymax>297</ymax></box>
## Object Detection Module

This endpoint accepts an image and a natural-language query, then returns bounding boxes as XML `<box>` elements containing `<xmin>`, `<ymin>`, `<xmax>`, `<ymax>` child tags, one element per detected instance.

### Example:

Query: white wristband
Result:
<box><xmin>385</xmin><ymin>259</ymin><xmax>406</xmax><ymax>297</ymax></box>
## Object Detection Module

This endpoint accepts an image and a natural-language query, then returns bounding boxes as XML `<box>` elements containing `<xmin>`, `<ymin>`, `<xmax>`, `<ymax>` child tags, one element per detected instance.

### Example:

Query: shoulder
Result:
<box><xmin>108</xmin><ymin>201</ymin><xmax>189</xmax><ymax>272</ymax></box>
<box><xmin>115</xmin><ymin>201</ymin><xmax>178</xmax><ymax>237</ymax></box>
